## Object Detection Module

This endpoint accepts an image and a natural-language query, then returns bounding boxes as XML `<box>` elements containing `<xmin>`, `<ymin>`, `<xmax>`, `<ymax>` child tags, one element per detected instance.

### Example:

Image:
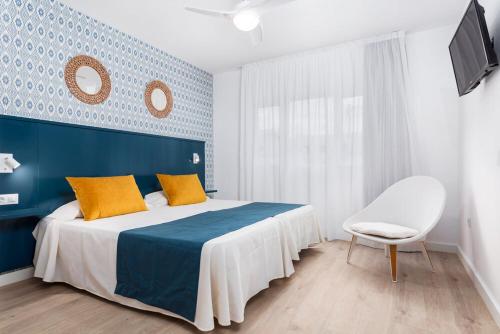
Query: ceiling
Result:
<box><xmin>59</xmin><ymin>0</ymin><xmax>464</xmax><ymax>73</ymax></box>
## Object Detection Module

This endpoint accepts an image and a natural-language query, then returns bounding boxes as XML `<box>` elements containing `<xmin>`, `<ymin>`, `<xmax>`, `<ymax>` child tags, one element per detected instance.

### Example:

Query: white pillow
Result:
<box><xmin>47</xmin><ymin>200</ymin><xmax>83</xmax><ymax>220</ymax></box>
<box><xmin>144</xmin><ymin>191</ymin><xmax>210</xmax><ymax>208</ymax></box>
<box><xmin>350</xmin><ymin>222</ymin><xmax>419</xmax><ymax>239</ymax></box>
<box><xmin>144</xmin><ymin>191</ymin><xmax>168</xmax><ymax>208</ymax></box>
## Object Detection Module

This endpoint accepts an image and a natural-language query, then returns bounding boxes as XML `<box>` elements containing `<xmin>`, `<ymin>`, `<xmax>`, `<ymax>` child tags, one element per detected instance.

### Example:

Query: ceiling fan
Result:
<box><xmin>185</xmin><ymin>0</ymin><xmax>296</xmax><ymax>45</ymax></box>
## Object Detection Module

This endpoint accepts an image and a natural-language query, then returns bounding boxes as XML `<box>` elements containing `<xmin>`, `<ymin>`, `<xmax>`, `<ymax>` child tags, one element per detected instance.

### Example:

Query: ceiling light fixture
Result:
<box><xmin>232</xmin><ymin>10</ymin><xmax>260</xmax><ymax>32</ymax></box>
<box><xmin>186</xmin><ymin>0</ymin><xmax>296</xmax><ymax>44</ymax></box>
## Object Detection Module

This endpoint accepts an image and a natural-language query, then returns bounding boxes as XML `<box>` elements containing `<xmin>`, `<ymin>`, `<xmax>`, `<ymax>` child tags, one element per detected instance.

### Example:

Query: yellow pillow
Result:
<box><xmin>66</xmin><ymin>175</ymin><xmax>148</xmax><ymax>221</ymax></box>
<box><xmin>157</xmin><ymin>174</ymin><xmax>206</xmax><ymax>206</ymax></box>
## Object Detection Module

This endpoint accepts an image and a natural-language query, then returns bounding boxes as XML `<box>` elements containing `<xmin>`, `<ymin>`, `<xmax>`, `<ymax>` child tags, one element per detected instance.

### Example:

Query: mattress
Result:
<box><xmin>33</xmin><ymin>199</ymin><xmax>323</xmax><ymax>331</ymax></box>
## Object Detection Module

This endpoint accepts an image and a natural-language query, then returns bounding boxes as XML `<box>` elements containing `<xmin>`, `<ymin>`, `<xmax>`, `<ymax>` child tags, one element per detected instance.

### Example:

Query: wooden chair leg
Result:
<box><xmin>346</xmin><ymin>235</ymin><xmax>357</xmax><ymax>264</ymax></box>
<box><xmin>420</xmin><ymin>241</ymin><xmax>435</xmax><ymax>272</ymax></box>
<box><xmin>389</xmin><ymin>245</ymin><xmax>398</xmax><ymax>283</ymax></box>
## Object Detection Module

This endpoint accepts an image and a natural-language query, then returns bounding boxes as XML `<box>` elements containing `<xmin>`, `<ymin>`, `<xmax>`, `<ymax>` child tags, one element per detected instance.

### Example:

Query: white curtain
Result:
<box><xmin>239</xmin><ymin>32</ymin><xmax>414</xmax><ymax>240</ymax></box>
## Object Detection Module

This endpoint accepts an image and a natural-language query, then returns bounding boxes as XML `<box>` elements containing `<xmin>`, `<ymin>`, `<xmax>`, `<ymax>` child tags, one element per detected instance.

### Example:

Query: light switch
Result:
<box><xmin>0</xmin><ymin>194</ymin><xmax>19</xmax><ymax>205</ymax></box>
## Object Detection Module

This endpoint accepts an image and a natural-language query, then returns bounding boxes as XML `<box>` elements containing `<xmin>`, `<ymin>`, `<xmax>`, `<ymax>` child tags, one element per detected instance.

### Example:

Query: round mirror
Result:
<box><xmin>145</xmin><ymin>80</ymin><xmax>173</xmax><ymax>118</ymax></box>
<box><xmin>64</xmin><ymin>55</ymin><xmax>111</xmax><ymax>105</ymax></box>
<box><xmin>151</xmin><ymin>88</ymin><xmax>167</xmax><ymax>110</ymax></box>
<box><xmin>75</xmin><ymin>66</ymin><xmax>102</xmax><ymax>95</ymax></box>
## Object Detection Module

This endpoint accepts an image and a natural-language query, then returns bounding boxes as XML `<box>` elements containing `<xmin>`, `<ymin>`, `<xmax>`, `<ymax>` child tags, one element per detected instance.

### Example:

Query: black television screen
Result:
<box><xmin>449</xmin><ymin>0</ymin><xmax>498</xmax><ymax>96</ymax></box>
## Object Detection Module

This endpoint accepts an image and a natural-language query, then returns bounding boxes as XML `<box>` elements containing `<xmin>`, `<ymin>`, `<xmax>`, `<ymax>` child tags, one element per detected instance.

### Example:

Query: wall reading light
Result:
<box><xmin>192</xmin><ymin>153</ymin><xmax>200</xmax><ymax>165</ymax></box>
<box><xmin>0</xmin><ymin>153</ymin><xmax>21</xmax><ymax>173</ymax></box>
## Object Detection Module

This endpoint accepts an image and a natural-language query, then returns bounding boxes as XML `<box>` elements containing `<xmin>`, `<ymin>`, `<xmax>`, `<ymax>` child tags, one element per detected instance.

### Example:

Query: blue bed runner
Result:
<box><xmin>114</xmin><ymin>202</ymin><xmax>303</xmax><ymax>321</ymax></box>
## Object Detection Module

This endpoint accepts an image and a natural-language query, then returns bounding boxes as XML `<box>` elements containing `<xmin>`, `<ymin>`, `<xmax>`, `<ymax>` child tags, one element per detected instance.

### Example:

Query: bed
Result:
<box><xmin>33</xmin><ymin>198</ymin><xmax>323</xmax><ymax>331</ymax></box>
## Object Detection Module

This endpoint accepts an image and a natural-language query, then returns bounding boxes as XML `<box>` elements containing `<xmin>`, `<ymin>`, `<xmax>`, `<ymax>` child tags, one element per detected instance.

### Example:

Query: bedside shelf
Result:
<box><xmin>0</xmin><ymin>208</ymin><xmax>49</xmax><ymax>220</ymax></box>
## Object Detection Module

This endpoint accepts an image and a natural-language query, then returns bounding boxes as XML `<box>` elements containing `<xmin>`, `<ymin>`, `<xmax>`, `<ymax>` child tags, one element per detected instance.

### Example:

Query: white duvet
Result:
<box><xmin>33</xmin><ymin>199</ymin><xmax>323</xmax><ymax>331</ymax></box>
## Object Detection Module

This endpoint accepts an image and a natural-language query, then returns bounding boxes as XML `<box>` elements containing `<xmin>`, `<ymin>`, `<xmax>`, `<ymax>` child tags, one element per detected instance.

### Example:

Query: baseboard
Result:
<box><xmin>0</xmin><ymin>267</ymin><xmax>34</xmax><ymax>287</ymax></box>
<box><xmin>457</xmin><ymin>246</ymin><xmax>500</xmax><ymax>328</ymax></box>
<box><xmin>426</xmin><ymin>241</ymin><xmax>458</xmax><ymax>253</ymax></box>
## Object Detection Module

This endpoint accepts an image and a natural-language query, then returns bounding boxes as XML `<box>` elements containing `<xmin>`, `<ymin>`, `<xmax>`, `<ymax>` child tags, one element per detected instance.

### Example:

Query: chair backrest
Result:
<box><xmin>346</xmin><ymin>176</ymin><xmax>446</xmax><ymax>234</ymax></box>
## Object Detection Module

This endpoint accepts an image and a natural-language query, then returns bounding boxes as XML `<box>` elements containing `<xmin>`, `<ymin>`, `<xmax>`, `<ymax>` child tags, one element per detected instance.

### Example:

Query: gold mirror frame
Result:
<box><xmin>145</xmin><ymin>80</ymin><xmax>174</xmax><ymax>118</ymax></box>
<box><xmin>64</xmin><ymin>55</ymin><xmax>111</xmax><ymax>105</ymax></box>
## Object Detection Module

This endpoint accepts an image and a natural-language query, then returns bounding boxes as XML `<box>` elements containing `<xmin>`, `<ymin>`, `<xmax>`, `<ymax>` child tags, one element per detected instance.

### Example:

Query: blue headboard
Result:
<box><xmin>0</xmin><ymin>114</ymin><xmax>205</xmax><ymax>215</ymax></box>
<box><xmin>0</xmin><ymin>114</ymin><xmax>205</xmax><ymax>273</ymax></box>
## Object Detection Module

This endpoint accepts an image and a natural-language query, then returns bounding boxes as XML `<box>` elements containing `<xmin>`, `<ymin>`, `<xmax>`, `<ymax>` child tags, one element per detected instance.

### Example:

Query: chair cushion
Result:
<box><xmin>350</xmin><ymin>222</ymin><xmax>419</xmax><ymax>239</ymax></box>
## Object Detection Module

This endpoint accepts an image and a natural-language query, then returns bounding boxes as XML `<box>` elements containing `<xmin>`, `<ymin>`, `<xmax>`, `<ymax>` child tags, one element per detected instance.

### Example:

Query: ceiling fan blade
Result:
<box><xmin>254</xmin><ymin>0</ymin><xmax>296</xmax><ymax>13</ymax></box>
<box><xmin>185</xmin><ymin>6</ymin><xmax>234</xmax><ymax>18</ymax></box>
<box><xmin>237</xmin><ymin>0</ymin><xmax>269</xmax><ymax>10</ymax></box>
<box><xmin>249</xmin><ymin>23</ymin><xmax>263</xmax><ymax>46</ymax></box>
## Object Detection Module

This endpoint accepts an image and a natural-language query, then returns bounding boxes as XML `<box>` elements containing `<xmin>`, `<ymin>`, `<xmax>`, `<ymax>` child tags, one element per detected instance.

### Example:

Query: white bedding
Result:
<box><xmin>33</xmin><ymin>199</ymin><xmax>323</xmax><ymax>331</ymax></box>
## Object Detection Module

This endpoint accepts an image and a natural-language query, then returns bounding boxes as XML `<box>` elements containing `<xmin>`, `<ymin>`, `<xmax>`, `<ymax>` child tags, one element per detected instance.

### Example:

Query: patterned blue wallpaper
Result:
<box><xmin>0</xmin><ymin>0</ymin><xmax>214</xmax><ymax>187</ymax></box>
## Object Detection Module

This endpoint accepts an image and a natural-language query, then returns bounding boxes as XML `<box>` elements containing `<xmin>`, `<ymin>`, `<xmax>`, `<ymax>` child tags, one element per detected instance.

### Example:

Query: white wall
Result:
<box><xmin>458</xmin><ymin>0</ymin><xmax>500</xmax><ymax>324</ymax></box>
<box><xmin>406</xmin><ymin>26</ymin><xmax>461</xmax><ymax>245</ymax></box>
<box><xmin>213</xmin><ymin>70</ymin><xmax>241</xmax><ymax>200</ymax></box>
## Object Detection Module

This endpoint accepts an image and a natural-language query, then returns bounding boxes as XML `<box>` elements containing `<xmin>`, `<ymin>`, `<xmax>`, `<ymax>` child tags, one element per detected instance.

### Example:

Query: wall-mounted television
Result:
<box><xmin>449</xmin><ymin>0</ymin><xmax>498</xmax><ymax>96</ymax></box>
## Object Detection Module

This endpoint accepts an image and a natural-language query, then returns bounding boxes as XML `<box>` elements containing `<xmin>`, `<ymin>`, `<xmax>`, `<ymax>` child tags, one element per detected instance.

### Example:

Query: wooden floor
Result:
<box><xmin>0</xmin><ymin>241</ymin><xmax>498</xmax><ymax>334</ymax></box>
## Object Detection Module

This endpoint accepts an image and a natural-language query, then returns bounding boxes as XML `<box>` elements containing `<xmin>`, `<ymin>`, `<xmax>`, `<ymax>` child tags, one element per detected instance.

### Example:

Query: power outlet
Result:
<box><xmin>0</xmin><ymin>194</ymin><xmax>19</xmax><ymax>205</ymax></box>
<box><xmin>467</xmin><ymin>217</ymin><xmax>472</xmax><ymax>228</ymax></box>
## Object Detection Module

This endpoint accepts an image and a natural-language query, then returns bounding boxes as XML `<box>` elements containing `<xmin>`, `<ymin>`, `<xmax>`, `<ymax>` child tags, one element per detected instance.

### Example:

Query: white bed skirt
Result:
<box><xmin>33</xmin><ymin>200</ymin><xmax>323</xmax><ymax>331</ymax></box>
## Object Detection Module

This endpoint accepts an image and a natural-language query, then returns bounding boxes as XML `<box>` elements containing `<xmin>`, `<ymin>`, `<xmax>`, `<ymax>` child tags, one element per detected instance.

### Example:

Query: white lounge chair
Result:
<box><xmin>343</xmin><ymin>176</ymin><xmax>446</xmax><ymax>282</ymax></box>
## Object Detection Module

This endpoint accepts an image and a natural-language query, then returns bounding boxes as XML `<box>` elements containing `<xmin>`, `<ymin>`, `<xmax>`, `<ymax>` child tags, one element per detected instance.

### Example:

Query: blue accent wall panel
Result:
<box><xmin>0</xmin><ymin>217</ymin><xmax>38</xmax><ymax>273</ymax></box>
<box><xmin>0</xmin><ymin>0</ymin><xmax>214</xmax><ymax>188</ymax></box>
<box><xmin>0</xmin><ymin>115</ymin><xmax>205</xmax><ymax>273</ymax></box>
<box><xmin>0</xmin><ymin>118</ymin><xmax>38</xmax><ymax>209</ymax></box>
<box><xmin>0</xmin><ymin>115</ymin><xmax>206</xmax><ymax>214</ymax></box>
